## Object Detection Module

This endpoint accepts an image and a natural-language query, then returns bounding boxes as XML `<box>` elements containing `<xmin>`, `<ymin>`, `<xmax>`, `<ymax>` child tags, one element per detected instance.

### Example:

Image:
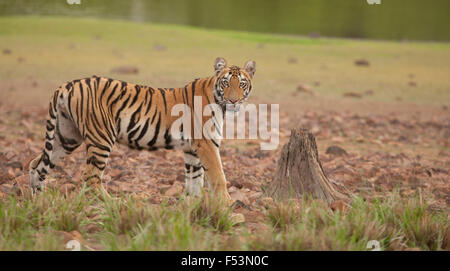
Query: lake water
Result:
<box><xmin>1</xmin><ymin>0</ymin><xmax>449</xmax><ymax>41</ymax></box>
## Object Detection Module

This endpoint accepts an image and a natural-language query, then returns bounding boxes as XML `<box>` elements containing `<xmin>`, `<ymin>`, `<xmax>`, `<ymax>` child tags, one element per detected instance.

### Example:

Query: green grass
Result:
<box><xmin>0</xmin><ymin>187</ymin><xmax>447</xmax><ymax>251</ymax></box>
<box><xmin>0</xmin><ymin>16</ymin><xmax>448</xmax><ymax>251</ymax></box>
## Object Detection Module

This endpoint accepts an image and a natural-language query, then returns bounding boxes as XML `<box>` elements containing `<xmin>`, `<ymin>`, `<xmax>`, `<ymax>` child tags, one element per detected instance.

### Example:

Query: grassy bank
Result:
<box><xmin>0</xmin><ymin>16</ymin><xmax>449</xmax><ymax>108</ymax></box>
<box><xmin>0</xmin><ymin>187</ymin><xmax>447</xmax><ymax>251</ymax></box>
<box><xmin>0</xmin><ymin>16</ymin><xmax>448</xmax><ymax>251</ymax></box>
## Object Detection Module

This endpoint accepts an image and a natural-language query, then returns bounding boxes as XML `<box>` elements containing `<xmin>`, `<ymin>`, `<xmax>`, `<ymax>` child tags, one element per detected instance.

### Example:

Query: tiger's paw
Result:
<box><xmin>29</xmin><ymin>169</ymin><xmax>43</xmax><ymax>195</ymax></box>
<box><xmin>82</xmin><ymin>173</ymin><xmax>103</xmax><ymax>189</ymax></box>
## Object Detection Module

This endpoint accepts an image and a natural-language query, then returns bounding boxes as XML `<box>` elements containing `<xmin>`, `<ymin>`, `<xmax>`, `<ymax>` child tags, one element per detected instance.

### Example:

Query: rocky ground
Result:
<box><xmin>1</xmin><ymin>101</ymin><xmax>448</xmax><ymax>224</ymax></box>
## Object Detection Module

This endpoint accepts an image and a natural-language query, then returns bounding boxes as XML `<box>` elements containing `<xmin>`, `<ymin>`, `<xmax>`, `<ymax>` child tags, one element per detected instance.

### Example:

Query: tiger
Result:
<box><xmin>29</xmin><ymin>57</ymin><xmax>256</xmax><ymax>206</ymax></box>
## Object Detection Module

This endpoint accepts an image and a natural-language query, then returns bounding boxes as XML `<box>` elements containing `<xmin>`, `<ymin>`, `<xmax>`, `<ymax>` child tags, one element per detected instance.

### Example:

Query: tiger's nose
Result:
<box><xmin>229</xmin><ymin>99</ymin><xmax>237</xmax><ymax>104</ymax></box>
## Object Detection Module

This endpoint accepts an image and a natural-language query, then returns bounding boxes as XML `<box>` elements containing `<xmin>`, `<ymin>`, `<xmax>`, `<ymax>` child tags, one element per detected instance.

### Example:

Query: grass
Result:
<box><xmin>0</xmin><ymin>16</ymin><xmax>449</xmax><ymax>108</ymax></box>
<box><xmin>0</xmin><ymin>16</ymin><xmax>448</xmax><ymax>251</ymax></box>
<box><xmin>0</xmin><ymin>186</ymin><xmax>447</xmax><ymax>251</ymax></box>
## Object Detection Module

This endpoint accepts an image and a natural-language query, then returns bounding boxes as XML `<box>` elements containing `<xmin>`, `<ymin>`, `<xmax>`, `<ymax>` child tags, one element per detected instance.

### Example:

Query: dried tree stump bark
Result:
<box><xmin>268</xmin><ymin>128</ymin><xmax>347</xmax><ymax>204</ymax></box>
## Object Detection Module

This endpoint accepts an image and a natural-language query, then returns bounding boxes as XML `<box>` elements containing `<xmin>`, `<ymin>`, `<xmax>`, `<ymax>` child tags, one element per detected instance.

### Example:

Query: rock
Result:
<box><xmin>343</xmin><ymin>92</ymin><xmax>362</xmax><ymax>98</ymax></box>
<box><xmin>241</xmin><ymin>180</ymin><xmax>257</xmax><ymax>191</ymax></box>
<box><xmin>365</xmin><ymin>89</ymin><xmax>374</xmax><ymax>95</ymax></box>
<box><xmin>287</xmin><ymin>57</ymin><xmax>297</xmax><ymax>64</ymax></box>
<box><xmin>175</xmin><ymin>175</ymin><xmax>184</xmax><ymax>183</ymax></box>
<box><xmin>296</xmin><ymin>83</ymin><xmax>314</xmax><ymax>96</ymax></box>
<box><xmin>365</xmin><ymin>117</ymin><xmax>377</xmax><ymax>126</ymax></box>
<box><xmin>164</xmin><ymin>183</ymin><xmax>183</xmax><ymax>197</ymax></box>
<box><xmin>153</xmin><ymin>44</ymin><xmax>166</xmax><ymax>51</ymax></box>
<box><xmin>22</xmin><ymin>155</ymin><xmax>35</xmax><ymax>171</ymax></box>
<box><xmin>230</xmin><ymin>180</ymin><xmax>243</xmax><ymax>189</ymax></box>
<box><xmin>57</xmin><ymin>230</ymin><xmax>84</xmax><ymax>245</ymax></box>
<box><xmin>259</xmin><ymin>197</ymin><xmax>274</xmax><ymax>209</ymax></box>
<box><xmin>12</xmin><ymin>174</ymin><xmax>29</xmax><ymax>187</ymax></box>
<box><xmin>85</xmin><ymin>223</ymin><xmax>101</xmax><ymax>233</ymax></box>
<box><xmin>0</xmin><ymin>191</ymin><xmax>8</xmax><ymax>199</ymax></box>
<box><xmin>2</xmin><ymin>49</ymin><xmax>11</xmax><ymax>54</ymax></box>
<box><xmin>59</xmin><ymin>183</ymin><xmax>76</xmax><ymax>194</ymax></box>
<box><xmin>158</xmin><ymin>184</ymin><xmax>171</xmax><ymax>194</ymax></box>
<box><xmin>297</xmin><ymin>83</ymin><xmax>312</xmax><ymax>92</ymax></box>
<box><xmin>111</xmin><ymin>66</ymin><xmax>139</xmax><ymax>74</ymax></box>
<box><xmin>228</xmin><ymin>186</ymin><xmax>238</xmax><ymax>193</ymax></box>
<box><xmin>311</xmin><ymin>125</ymin><xmax>321</xmax><ymax>134</ymax></box>
<box><xmin>240</xmin><ymin>157</ymin><xmax>257</xmax><ymax>167</ymax></box>
<box><xmin>229</xmin><ymin>213</ymin><xmax>245</xmax><ymax>225</ymax></box>
<box><xmin>326</xmin><ymin>146</ymin><xmax>348</xmax><ymax>156</ymax></box>
<box><xmin>6</xmin><ymin>161</ymin><xmax>22</xmax><ymax>169</ymax></box>
<box><xmin>7</xmin><ymin>168</ymin><xmax>16</xmax><ymax>179</ymax></box>
<box><xmin>230</xmin><ymin>189</ymin><xmax>250</xmax><ymax>206</ymax></box>
<box><xmin>248</xmin><ymin>192</ymin><xmax>263</xmax><ymax>202</ymax></box>
<box><xmin>330</xmin><ymin>200</ymin><xmax>347</xmax><ymax>212</ymax></box>
<box><xmin>354</xmin><ymin>59</ymin><xmax>370</xmax><ymax>66</ymax></box>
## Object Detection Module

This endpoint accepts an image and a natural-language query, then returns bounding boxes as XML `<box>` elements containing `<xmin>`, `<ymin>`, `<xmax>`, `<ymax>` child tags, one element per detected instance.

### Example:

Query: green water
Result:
<box><xmin>1</xmin><ymin>0</ymin><xmax>449</xmax><ymax>41</ymax></box>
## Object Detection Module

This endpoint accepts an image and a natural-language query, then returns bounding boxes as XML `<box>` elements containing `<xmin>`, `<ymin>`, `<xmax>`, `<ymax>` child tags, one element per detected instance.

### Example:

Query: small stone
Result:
<box><xmin>326</xmin><ymin>146</ymin><xmax>348</xmax><ymax>156</ymax></box>
<box><xmin>343</xmin><ymin>92</ymin><xmax>362</xmax><ymax>98</ymax></box>
<box><xmin>259</xmin><ymin>197</ymin><xmax>274</xmax><ymax>208</ymax></box>
<box><xmin>230</xmin><ymin>189</ymin><xmax>250</xmax><ymax>206</ymax></box>
<box><xmin>330</xmin><ymin>200</ymin><xmax>347</xmax><ymax>212</ymax></box>
<box><xmin>85</xmin><ymin>223</ymin><xmax>101</xmax><ymax>233</ymax></box>
<box><xmin>111</xmin><ymin>66</ymin><xmax>139</xmax><ymax>74</ymax></box>
<box><xmin>22</xmin><ymin>155</ymin><xmax>35</xmax><ymax>171</ymax></box>
<box><xmin>60</xmin><ymin>183</ymin><xmax>76</xmax><ymax>194</ymax></box>
<box><xmin>296</xmin><ymin>83</ymin><xmax>314</xmax><ymax>96</ymax></box>
<box><xmin>164</xmin><ymin>183</ymin><xmax>183</xmax><ymax>197</ymax></box>
<box><xmin>287</xmin><ymin>57</ymin><xmax>297</xmax><ymax>64</ymax></box>
<box><xmin>229</xmin><ymin>213</ymin><xmax>245</xmax><ymax>225</ymax></box>
<box><xmin>153</xmin><ymin>44</ymin><xmax>166</xmax><ymax>51</ymax></box>
<box><xmin>354</xmin><ymin>59</ymin><xmax>370</xmax><ymax>66</ymax></box>
<box><xmin>241</xmin><ymin>180</ymin><xmax>257</xmax><ymax>191</ymax></box>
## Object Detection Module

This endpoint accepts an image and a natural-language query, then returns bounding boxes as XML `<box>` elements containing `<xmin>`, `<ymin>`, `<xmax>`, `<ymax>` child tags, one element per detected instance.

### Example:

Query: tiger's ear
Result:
<box><xmin>214</xmin><ymin>57</ymin><xmax>227</xmax><ymax>75</ymax></box>
<box><xmin>244</xmin><ymin>60</ymin><xmax>256</xmax><ymax>78</ymax></box>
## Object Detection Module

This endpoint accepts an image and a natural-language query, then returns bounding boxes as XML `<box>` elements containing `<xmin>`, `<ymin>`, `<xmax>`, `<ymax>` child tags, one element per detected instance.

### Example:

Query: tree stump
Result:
<box><xmin>268</xmin><ymin>128</ymin><xmax>347</xmax><ymax>203</ymax></box>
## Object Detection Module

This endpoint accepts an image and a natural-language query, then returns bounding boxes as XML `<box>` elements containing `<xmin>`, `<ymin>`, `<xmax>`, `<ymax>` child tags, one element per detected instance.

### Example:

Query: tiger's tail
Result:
<box><xmin>29</xmin><ymin>85</ymin><xmax>82</xmax><ymax>193</ymax></box>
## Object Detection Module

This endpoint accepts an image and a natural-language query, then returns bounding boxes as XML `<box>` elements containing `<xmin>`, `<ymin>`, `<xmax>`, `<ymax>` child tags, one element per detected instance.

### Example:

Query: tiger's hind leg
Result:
<box><xmin>29</xmin><ymin>100</ymin><xmax>82</xmax><ymax>193</ymax></box>
<box><xmin>183</xmin><ymin>150</ymin><xmax>206</xmax><ymax>196</ymax></box>
<box><xmin>81</xmin><ymin>135</ymin><xmax>115</xmax><ymax>188</ymax></box>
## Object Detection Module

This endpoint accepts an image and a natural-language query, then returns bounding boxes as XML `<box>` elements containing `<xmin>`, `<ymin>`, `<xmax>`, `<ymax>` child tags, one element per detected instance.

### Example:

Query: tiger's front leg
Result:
<box><xmin>194</xmin><ymin>140</ymin><xmax>233</xmax><ymax>206</ymax></box>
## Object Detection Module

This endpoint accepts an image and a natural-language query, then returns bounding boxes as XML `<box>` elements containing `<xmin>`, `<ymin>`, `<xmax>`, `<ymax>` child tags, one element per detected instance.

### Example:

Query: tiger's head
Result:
<box><xmin>213</xmin><ymin>57</ymin><xmax>256</xmax><ymax>112</ymax></box>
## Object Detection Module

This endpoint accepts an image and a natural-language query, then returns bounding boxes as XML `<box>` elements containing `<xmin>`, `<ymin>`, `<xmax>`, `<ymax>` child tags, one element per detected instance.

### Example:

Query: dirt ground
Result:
<box><xmin>0</xmin><ymin>17</ymin><xmax>449</xmax><ymax>231</ymax></box>
<box><xmin>0</xmin><ymin>94</ymin><xmax>448</xmax><ymax>226</ymax></box>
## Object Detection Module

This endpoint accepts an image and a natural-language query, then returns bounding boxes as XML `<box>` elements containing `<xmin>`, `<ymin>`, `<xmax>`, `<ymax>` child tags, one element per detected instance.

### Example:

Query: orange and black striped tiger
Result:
<box><xmin>29</xmin><ymin>57</ymin><xmax>256</xmax><ymax>205</ymax></box>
